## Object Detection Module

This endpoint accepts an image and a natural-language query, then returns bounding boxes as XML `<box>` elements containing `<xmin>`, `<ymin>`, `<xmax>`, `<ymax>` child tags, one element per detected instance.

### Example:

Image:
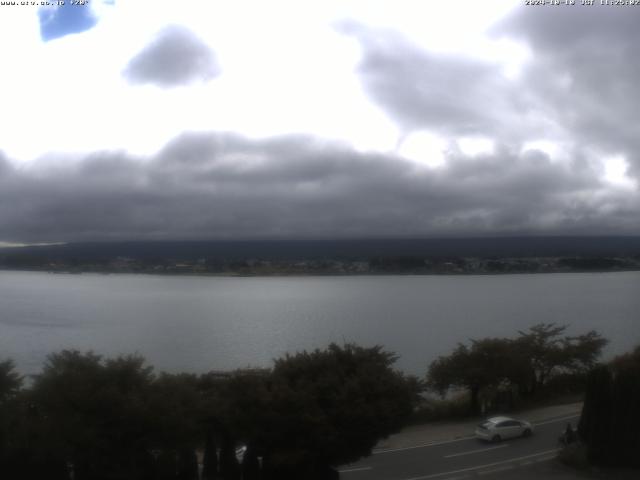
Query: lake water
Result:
<box><xmin>1</xmin><ymin>271</ymin><xmax>638</xmax><ymax>377</ymax></box>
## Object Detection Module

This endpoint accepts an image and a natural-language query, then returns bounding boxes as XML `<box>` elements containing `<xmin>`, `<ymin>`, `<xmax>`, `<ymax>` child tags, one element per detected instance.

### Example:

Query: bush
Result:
<box><xmin>558</xmin><ymin>443</ymin><xmax>590</xmax><ymax>470</ymax></box>
<box><xmin>578</xmin><ymin>346</ymin><xmax>640</xmax><ymax>468</ymax></box>
<box><xmin>409</xmin><ymin>393</ymin><xmax>471</xmax><ymax>424</ymax></box>
<box><xmin>540</xmin><ymin>372</ymin><xmax>587</xmax><ymax>397</ymax></box>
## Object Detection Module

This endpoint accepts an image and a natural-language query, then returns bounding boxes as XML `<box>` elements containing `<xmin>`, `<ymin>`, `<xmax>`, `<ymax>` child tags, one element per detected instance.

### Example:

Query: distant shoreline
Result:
<box><xmin>2</xmin><ymin>266</ymin><xmax>639</xmax><ymax>278</ymax></box>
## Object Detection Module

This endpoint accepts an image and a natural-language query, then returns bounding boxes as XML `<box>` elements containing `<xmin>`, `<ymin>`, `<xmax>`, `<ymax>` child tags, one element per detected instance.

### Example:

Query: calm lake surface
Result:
<box><xmin>1</xmin><ymin>271</ymin><xmax>638</xmax><ymax>376</ymax></box>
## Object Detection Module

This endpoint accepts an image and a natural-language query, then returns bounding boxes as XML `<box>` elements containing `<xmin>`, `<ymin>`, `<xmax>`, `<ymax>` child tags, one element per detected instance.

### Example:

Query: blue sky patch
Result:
<box><xmin>39</xmin><ymin>3</ymin><xmax>101</xmax><ymax>41</ymax></box>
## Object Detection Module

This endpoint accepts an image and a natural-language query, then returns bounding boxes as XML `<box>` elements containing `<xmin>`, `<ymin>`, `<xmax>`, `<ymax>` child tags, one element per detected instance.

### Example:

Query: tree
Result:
<box><xmin>609</xmin><ymin>361</ymin><xmax>640</xmax><ymax>467</ymax></box>
<box><xmin>578</xmin><ymin>365</ymin><xmax>613</xmax><ymax>464</ymax></box>
<box><xmin>257</xmin><ymin>344</ymin><xmax>420</xmax><ymax>478</ymax></box>
<box><xmin>515</xmin><ymin>323</ymin><xmax>569</xmax><ymax>394</ymax></box>
<box><xmin>2</xmin><ymin>344</ymin><xmax>422</xmax><ymax>479</ymax></box>
<box><xmin>198</xmin><ymin>370</ymin><xmax>265</xmax><ymax>480</ymax></box>
<box><xmin>147</xmin><ymin>373</ymin><xmax>203</xmax><ymax>480</ymax></box>
<box><xmin>0</xmin><ymin>359</ymin><xmax>22</xmax><ymax>403</ymax></box>
<box><xmin>610</xmin><ymin>345</ymin><xmax>640</xmax><ymax>372</ymax></box>
<box><xmin>515</xmin><ymin>323</ymin><xmax>607</xmax><ymax>395</ymax></box>
<box><xmin>0</xmin><ymin>359</ymin><xmax>27</xmax><ymax>477</ymax></box>
<box><xmin>201</xmin><ymin>430</ymin><xmax>218</xmax><ymax>480</ymax></box>
<box><xmin>427</xmin><ymin>338</ymin><xmax>518</xmax><ymax>414</ymax></box>
<box><xmin>578</xmin><ymin>346</ymin><xmax>640</xmax><ymax>467</ymax></box>
<box><xmin>427</xmin><ymin>325</ymin><xmax>608</xmax><ymax>413</ymax></box>
<box><xmin>30</xmin><ymin>350</ymin><xmax>156</xmax><ymax>480</ymax></box>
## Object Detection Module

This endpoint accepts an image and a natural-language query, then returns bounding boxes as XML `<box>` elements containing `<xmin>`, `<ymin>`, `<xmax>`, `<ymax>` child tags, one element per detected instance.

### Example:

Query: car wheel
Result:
<box><xmin>522</xmin><ymin>428</ymin><xmax>532</xmax><ymax>438</ymax></box>
<box><xmin>491</xmin><ymin>434</ymin><xmax>501</xmax><ymax>443</ymax></box>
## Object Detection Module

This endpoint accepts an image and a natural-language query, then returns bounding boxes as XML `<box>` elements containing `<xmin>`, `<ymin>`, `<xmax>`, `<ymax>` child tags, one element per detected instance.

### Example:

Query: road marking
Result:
<box><xmin>338</xmin><ymin>466</ymin><xmax>372</xmax><ymax>473</ymax></box>
<box><xmin>533</xmin><ymin>414</ymin><xmax>580</xmax><ymax>427</ymax></box>
<box><xmin>374</xmin><ymin>413</ymin><xmax>579</xmax><ymax>455</ymax></box>
<box><xmin>401</xmin><ymin>448</ymin><xmax>560</xmax><ymax>480</ymax></box>
<box><xmin>534</xmin><ymin>455</ymin><xmax>556</xmax><ymax>463</ymax></box>
<box><xmin>374</xmin><ymin>436</ymin><xmax>476</xmax><ymax>454</ymax></box>
<box><xmin>478</xmin><ymin>465</ymin><xmax>514</xmax><ymax>475</ymax></box>
<box><xmin>444</xmin><ymin>444</ymin><xmax>509</xmax><ymax>459</ymax></box>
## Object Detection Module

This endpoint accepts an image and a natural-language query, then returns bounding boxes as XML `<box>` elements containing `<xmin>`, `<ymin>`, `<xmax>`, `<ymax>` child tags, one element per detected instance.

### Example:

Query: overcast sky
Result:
<box><xmin>0</xmin><ymin>0</ymin><xmax>639</xmax><ymax>245</ymax></box>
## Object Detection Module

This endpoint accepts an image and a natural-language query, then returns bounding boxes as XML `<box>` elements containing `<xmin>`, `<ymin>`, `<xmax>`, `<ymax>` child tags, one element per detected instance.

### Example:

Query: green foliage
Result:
<box><xmin>611</xmin><ymin>345</ymin><xmax>640</xmax><ymax>371</ymax></box>
<box><xmin>257</xmin><ymin>343</ymin><xmax>421</xmax><ymax>473</ymax></box>
<box><xmin>1</xmin><ymin>343</ymin><xmax>421</xmax><ymax>479</ymax></box>
<box><xmin>557</xmin><ymin>443</ymin><xmax>590</xmax><ymax>470</ymax></box>
<box><xmin>427</xmin><ymin>338</ymin><xmax>526</xmax><ymax>414</ymax></box>
<box><xmin>0</xmin><ymin>359</ymin><xmax>22</xmax><ymax>402</ymax></box>
<box><xmin>516</xmin><ymin>323</ymin><xmax>569</xmax><ymax>389</ymax></box>
<box><xmin>578</xmin><ymin>346</ymin><xmax>640</xmax><ymax>468</ymax></box>
<box><xmin>409</xmin><ymin>392</ymin><xmax>471</xmax><ymax>424</ymax></box>
<box><xmin>30</xmin><ymin>350</ymin><xmax>156</xmax><ymax>480</ymax></box>
<box><xmin>516</xmin><ymin>323</ymin><xmax>607</xmax><ymax>394</ymax></box>
<box><xmin>578</xmin><ymin>365</ymin><xmax>613</xmax><ymax>464</ymax></box>
<box><xmin>148</xmin><ymin>372</ymin><xmax>202</xmax><ymax>449</ymax></box>
<box><xmin>0</xmin><ymin>359</ymin><xmax>27</xmax><ymax>477</ymax></box>
<box><xmin>427</xmin><ymin>324</ymin><xmax>608</xmax><ymax>414</ymax></box>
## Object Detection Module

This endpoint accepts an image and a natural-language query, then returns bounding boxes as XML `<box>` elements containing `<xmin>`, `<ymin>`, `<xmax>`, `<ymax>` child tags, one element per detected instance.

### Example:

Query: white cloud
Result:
<box><xmin>603</xmin><ymin>156</ymin><xmax>636</xmax><ymax>189</ymax></box>
<box><xmin>0</xmin><ymin>0</ymin><xmax>524</xmax><ymax>163</ymax></box>
<box><xmin>1</xmin><ymin>0</ymin><xmax>639</xmax><ymax>242</ymax></box>
<box><xmin>398</xmin><ymin>131</ymin><xmax>447</xmax><ymax>168</ymax></box>
<box><xmin>458</xmin><ymin>137</ymin><xmax>495</xmax><ymax>157</ymax></box>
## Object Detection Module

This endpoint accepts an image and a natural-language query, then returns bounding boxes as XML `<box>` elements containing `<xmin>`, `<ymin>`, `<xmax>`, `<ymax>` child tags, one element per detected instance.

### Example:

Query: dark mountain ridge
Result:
<box><xmin>2</xmin><ymin>236</ymin><xmax>640</xmax><ymax>262</ymax></box>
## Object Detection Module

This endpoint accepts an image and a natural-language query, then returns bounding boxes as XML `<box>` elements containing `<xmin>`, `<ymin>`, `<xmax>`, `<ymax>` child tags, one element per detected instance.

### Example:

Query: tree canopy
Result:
<box><xmin>0</xmin><ymin>359</ymin><xmax>22</xmax><ymax>403</ymax></box>
<box><xmin>515</xmin><ymin>323</ymin><xmax>607</xmax><ymax>394</ymax></box>
<box><xmin>427</xmin><ymin>338</ymin><xmax>521</xmax><ymax>414</ymax></box>
<box><xmin>578</xmin><ymin>345</ymin><xmax>640</xmax><ymax>467</ymax></box>
<box><xmin>0</xmin><ymin>343</ymin><xmax>421</xmax><ymax>480</ymax></box>
<box><xmin>263</xmin><ymin>344</ymin><xmax>420</xmax><ymax>472</ymax></box>
<box><xmin>427</xmin><ymin>324</ymin><xmax>607</xmax><ymax>414</ymax></box>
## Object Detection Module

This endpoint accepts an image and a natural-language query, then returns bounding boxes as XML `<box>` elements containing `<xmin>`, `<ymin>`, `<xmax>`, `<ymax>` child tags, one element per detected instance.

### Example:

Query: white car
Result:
<box><xmin>475</xmin><ymin>416</ymin><xmax>533</xmax><ymax>442</ymax></box>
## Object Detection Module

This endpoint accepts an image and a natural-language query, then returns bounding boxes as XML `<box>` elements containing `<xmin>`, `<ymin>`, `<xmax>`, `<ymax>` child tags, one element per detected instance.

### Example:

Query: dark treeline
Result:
<box><xmin>0</xmin><ymin>344</ymin><xmax>420</xmax><ymax>480</ymax></box>
<box><xmin>3</xmin><ymin>237</ymin><xmax>640</xmax><ymax>262</ymax></box>
<box><xmin>426</xmin><ymin>323</ymin><xmax>608</xmax><ymax>415</ymax></box>
<box><xmin>3</xmin><ymin>252</ymin><xmax>639</xmax><ymax>277</ymax></box>
<box><xmin>1</xmin><ymin>325</ymin><xmax>634</xmax><ymax>478</ymax></box>
<box><xmin>578</xmin><ymin>346</ymin><xmax>640</xmax><ymax>468</ymax></box>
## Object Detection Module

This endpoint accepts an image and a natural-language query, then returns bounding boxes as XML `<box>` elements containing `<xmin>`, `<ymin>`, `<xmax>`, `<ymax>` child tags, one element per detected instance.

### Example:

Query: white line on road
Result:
<box><xmin>373</xmin><ymin>413</ymin><xmax>580</xmax><ymax>456</ymax></box>
<box><xmin>402</xmin><ymin>448</ymin><xmax>560</xmax><ymax>480</ymax></box>
<box><xmin>533</xmin><ymin>414</ymin><xmax>580</xmax><ymax>427</ymax></box>
<box><xmin>374</xmin><ymin>436</ymin><xmax>476</xmax><ymax>455</ymax></box>
<box><xmin>338</xmin><ymin>466</ymin><xmax>372</xmax><ymax>473</ymax></box>
<box><xmin>534</xmin><ymin>455</ymin><xmax>557</xmax><ymax>463</ymax></box>
<box><xmin>444</xmin><ymin>444</ymin><xmax>509</xmax><ymax>459</ymax></box>
<box><xmin>478</xmin><ymin>464</ymin><xmax>514</xmax><ymax>475</ymax></box>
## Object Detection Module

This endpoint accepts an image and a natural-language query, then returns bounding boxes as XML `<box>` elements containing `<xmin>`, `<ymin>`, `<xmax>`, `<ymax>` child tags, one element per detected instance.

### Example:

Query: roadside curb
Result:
<box><xmin>373</xmin><ymin>403</ymin><xmax>583</xmax><ymax>453</ymax></box>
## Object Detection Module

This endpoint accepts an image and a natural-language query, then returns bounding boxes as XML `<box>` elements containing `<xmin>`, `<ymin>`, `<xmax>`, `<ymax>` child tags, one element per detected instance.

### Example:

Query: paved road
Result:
<box><xmin>339</xmin><ymin>414</ymin><xmax>580</xmax><ymax>480</ymax></box>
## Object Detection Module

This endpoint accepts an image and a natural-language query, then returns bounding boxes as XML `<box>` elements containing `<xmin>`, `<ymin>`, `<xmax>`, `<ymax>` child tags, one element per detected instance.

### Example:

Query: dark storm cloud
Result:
<box><xmin>343</xmin><ymin>6</ymin><xmax>640</xmax><ymax>186</ymax></box>
<box><xmin>493</xmin><ymin>6</ymin><xmax>640</xmax><ymax>179</ymax></box>
<box><xmin>346</xmin><ymin>13</ymin><xmax>640</xmax><ymax>185</ymax></box>
<box><xmin>0</xmin><ymin>151</ymin><xmax>11</xmax><ymax>175</ymax></box>
<box><xmin>1</xmin><ymin>132</ymin><xmax>637</xmax><ymax>243</ymax></box>
<box><xmin>341</xmin><ymin>23</ymin><xmax>531</xmax><ymax>140</ymax></box>
<box><xmin>4</xmin><ymin>9</ymin><xmax>639</xmax><ymax>243</ymax></box>
<box><xmin>123</xmin><ymin>25</ymin><xmax>220</xmax><ymax>87</ymax></box>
